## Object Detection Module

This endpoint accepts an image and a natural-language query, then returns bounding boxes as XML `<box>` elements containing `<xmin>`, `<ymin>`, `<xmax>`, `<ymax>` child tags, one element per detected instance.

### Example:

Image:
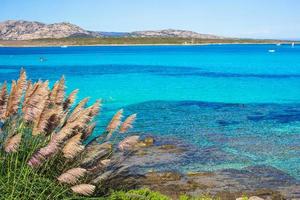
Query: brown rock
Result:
<box><xmin>186</xmin><ymin>171</ymin><xmax>214</xmax><ymax>177</ymax></box>
<box><xmin>144</xmin><ymin>137</ymin><xmax>154</xmax><ymax>146</ymax></box>
<box><xmin>136</xmin><ymin>136</ymin><xmax>155</xmax><ymax>147</ymax></box>
<box><xmin>144</xmin><ymin>171</ymin><xmax>182</xmax><ymax>184</ymax></box>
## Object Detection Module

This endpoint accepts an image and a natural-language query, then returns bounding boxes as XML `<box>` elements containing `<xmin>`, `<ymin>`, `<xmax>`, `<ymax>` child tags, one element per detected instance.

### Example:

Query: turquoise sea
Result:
<box><xmin>0</xmin><ymin>44</ymin><xmax>299</xmax><ymax>179</ymax></box>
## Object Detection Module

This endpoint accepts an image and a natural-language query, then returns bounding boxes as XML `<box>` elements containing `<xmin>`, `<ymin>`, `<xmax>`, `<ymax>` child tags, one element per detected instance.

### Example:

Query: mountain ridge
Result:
<box><xmin>0</xmin><ymin>20</ymin><xmax>224</xmax><ymax>40</ymax></box>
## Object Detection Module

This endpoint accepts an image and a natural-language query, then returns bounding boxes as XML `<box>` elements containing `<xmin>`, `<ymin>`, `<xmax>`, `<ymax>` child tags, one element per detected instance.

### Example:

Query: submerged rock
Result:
<box><xmin>137</xmin><ymin>169</ymin><xmax>290</xmax><ymax>200</ymax></box>
<box><xmin>110</xmin><ymin>135</ymin><xmax>300</xmax><ymax>199</ymax></box>
<box><xmin>144</xmin><ymin>171</ymin><xmax>182</xmax><ymax>183</ymax></box>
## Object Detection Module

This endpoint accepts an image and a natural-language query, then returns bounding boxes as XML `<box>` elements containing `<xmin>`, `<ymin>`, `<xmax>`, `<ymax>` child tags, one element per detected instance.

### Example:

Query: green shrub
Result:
<box><xmin>179</xmin><ymin>194</ymin><xmax>219</xmax><ymax>200</ymax></box>
<box><xmin>107</xmin><ymin>188</ymin><xmax>170</xmax><ymax>200</ymax></box>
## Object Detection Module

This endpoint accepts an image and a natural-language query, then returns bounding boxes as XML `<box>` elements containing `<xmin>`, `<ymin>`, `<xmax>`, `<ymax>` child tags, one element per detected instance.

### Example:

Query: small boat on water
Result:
<box><xmin>61</xmin><ymin>45</ymin><xmax>68</xmax><ymax>48</ymax></box>
<box><xmin>276</xmin><ymin>43</ymin><xmax>281</xmax><ymax>46</ymax></box>
<box><xmin>292</xmin><ymin>42</ymin><xmax>295</xmax><ymax>48</ymax></box>
<box><xmin>268</xmin><ymin>49</ymin><xmax>276</xmax><ymax>53</ymax></box>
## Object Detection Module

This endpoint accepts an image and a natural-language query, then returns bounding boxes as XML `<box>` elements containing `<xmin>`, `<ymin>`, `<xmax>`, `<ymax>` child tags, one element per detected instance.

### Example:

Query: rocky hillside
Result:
<box><xmin>131</xmin><ymin>29</ymin><xmax>224</xmax><ymax>39</ymax></box>
<box><xmin>0</xmin><ymin>20</ymin><xmax>224</xmax><ymax>40</ymax></box>
<box><xmin>0</xmin><ymin>20</ymin><xmax>100</xmax><ymax>40</ymax></box>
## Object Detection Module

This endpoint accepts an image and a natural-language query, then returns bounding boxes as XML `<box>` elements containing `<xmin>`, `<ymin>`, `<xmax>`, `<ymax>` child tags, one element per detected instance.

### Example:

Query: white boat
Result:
<box><xmin>268</xmin><ymin>49</ymin><xmax>276</xmax><ymax>53</ymax></box>
<box><xmin>61</xmin><ymin>45</ymin><xmax>68</xmax><ymax>48</ymax></box>
<box><xmin>292</xmin><ymin>42</ymin><xmax>295</xmax><ymax>47</ymax></box>
<box><xmin>276</xmin><ymin>43</ymin><xmax>281</xmax><ymax>46</ymax></box>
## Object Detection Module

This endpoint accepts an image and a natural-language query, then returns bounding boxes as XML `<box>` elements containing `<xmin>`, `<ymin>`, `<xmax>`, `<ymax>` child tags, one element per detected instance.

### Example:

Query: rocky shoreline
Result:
<box><xmin>120</xmin><ymin>136</ymin><xmax>300</xmax><ymax>199</ymax></box>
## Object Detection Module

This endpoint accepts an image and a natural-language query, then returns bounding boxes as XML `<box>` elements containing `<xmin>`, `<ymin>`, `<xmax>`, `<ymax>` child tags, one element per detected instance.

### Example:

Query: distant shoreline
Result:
<box><xmin>0</xmin><ymin>42</ymin><xmax>298</xmax><ymax>48</ymax></box>
<box><xmin>0</xmin><ymin>37</ymin><xmax>297</xmax><ymax>47</ymax></box>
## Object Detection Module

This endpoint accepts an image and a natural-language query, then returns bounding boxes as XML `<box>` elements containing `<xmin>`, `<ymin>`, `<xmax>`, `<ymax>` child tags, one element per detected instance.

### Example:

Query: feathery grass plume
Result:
<box><xmin>54</xmin><ymin>106</ymin><xmax>93</xmax><ymax>143</ymax></box>
<box><xmin>6</xmin><ymin>69</ymin><xmax>27</xmax><ymax>117</ymax></box>
<box><xmin>120</xmin><ymin>114</ymin><xmax>137</xmax><ymax>133</ymax></box>
<box><xmin>5</xmin><ymin>81</ymin><xmax>16</xmax><ymax>117</ymax></box>
<box><xmin>63</xmin><ymin>133</ymin><xmax>84</xmax><ymax>159</ymax></box>
<box><xmin>70</xmin><ymin>102</ymin><xmax>99</xmax><ymax>127</ymax></box>
<box><xmin>23</xmin><ymin>81</ymin><xmax>49</xmax><ymax>124</ymax></box>
<box><xmin>54</xmin><ymin>76</ymin><xmax>65</xmax><ymax>105</ymax></box>
<box><xmin>22</xmin><ymin>80</ymin><xmax>33</xmax><ymax>112</ymax></box>
<box><xmin>71</xmin><ymin>184</ymin><xmax>95</xmax><ymax>196</ymax></box>
<box><xmin>82</xmin><ymin>122</ymin><xmax>96</xmax><ymax>140</ymax></box>
<box><xmin>56</xmin><ymin>103</ymin><xmax>94</xmax><ymax>142</ymax></box>
<box><xmin>4</xmin><ymin>133</ymin><xmax>22</xmax><ymax>153</ymax></box>
<box><xmin>87</xmin><ymin>100</ymin><xmax>101</xmax><ymax>117</ymax></box>
<box><xmin>49</xmin><ymin>76</ymin><xmax>65</xmax><ymax>106</ymax></box>
<box><xmin>118</xmin><ymin>135</ymin><xmax>140</xmax><ymax>151</ymax></box>
<box><xmin>33</xmin><ymin>106</ymin><xmax>63</xmax><ymax>136</ymax></box>
<box><xmin>57</xmin><ymin>167</ymin><xmax>87</xmax><ymax>184</ymax></box>
<box><xmin>28</xmin><ymin>137</ymin><xmax>59</xmax><ymax>167</ymax></box>
<box><xmin>80</xmin><ymin>142</ymin><xmax>112</xmax><ymax>168</ymax></box>
<box><xmin>68</xmin><ymin>101</ymin><xmax>100</xmax><ymax>132</ymax></box>
<box><xmin>53</xmin><ymin>122</ymin><xmax>75</xmax><ymax>143</ymax></box>
<box><xmin>63</xmin><ymin>89</ymin><xmax>79</xmax><ymax>111</ymax></box>
<box><xmin>67</xmin><ymin>97</ymin><xmax>89</xmax><ymax>123</ymax></box>
<box><xmin>49</xmin><ymin>81</ymin><xmax>59</xmax><ymax>104</ymax></box>
<box><xmin>106</xmin><ymin>109</ymin><xmax>123</xmax><ymax>132</ymax></box>
<box><xmin>22</xmin><ymin>81</ymin><xmax>42</xmax><ymax>111</ymax></box>
<box><xmin>0</xmin><ymin>82</ymin><xmax>8</xmax><ymax>121</ymax></box>
<box><xmin>106</xmin><ymin>109</ymin><xmax>123</xmax><ymax>140</ymax></box>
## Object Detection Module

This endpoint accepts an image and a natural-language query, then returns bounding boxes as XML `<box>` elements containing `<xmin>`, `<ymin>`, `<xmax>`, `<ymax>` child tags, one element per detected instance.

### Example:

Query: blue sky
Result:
<box><xmin>1</xmin><ymin>0</ymin><xmax>300</xmax><ymax>39</ymax></box>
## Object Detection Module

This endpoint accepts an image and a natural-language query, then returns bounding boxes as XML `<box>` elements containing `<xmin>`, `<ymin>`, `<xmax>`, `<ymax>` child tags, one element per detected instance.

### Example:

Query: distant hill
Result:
<box><xmin>0</xmin><ymin>20</ymin><xmax>224</xmax><ymax>40</ymax></box>
<box><xmin>0</xmin><ymin>20</ymin><xmax>100</xmax><ymax>40</ymax></box>
<box><xmin>131</xmin><ymin>29</ymin><xmax>224</xmax><ymax>39</ymax></box>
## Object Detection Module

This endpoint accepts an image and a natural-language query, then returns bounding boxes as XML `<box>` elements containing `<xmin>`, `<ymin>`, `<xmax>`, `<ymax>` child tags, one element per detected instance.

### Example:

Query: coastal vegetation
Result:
<box><xmin>0</xmin><ymin>69</ymin><xmax>141</xmax><ymax>199</ymax></box>
<box><xmin>0</xmin><ymin>37</ymin><xmax>293</xmax><ymax>47</ymax></box>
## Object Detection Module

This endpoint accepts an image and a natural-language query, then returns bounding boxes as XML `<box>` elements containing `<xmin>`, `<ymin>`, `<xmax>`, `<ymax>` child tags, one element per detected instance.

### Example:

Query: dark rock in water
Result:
<box><xmin>247</xmin><ymin>110</ymin><xmax>300</xmax><ymax>123</ymax></box>
<box><xmin>267</xmin><ymin>112</ymin><xmax>300</xmax><ymax>123</ymax></box>
<box><xmin>216</xmin><ymin>119</ymin><xmax>240</xmax><ymax>126</ymax></box>
<box><xmin>247</xmin><ymin>115</ymin><xmax>265</xmax><ymax>121</ymax></box>
<box><xmin>243</xmin><ymin>165</ymin><xmax>298</xmax><ymax>186</ymax></box>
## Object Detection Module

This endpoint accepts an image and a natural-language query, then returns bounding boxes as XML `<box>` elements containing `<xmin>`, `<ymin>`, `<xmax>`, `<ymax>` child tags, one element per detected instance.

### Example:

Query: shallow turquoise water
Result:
<box><xmin>0</xmin><ymin>44</ymin><xmax>299</xmax><ymax>179</ymax></box>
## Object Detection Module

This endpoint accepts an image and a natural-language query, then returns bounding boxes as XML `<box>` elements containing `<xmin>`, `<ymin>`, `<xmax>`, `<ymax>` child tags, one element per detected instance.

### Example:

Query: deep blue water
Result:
<box><xmin>0</xmin><ymin>44</ymin><xmax>299</xmax><ymax>179</ymax></box>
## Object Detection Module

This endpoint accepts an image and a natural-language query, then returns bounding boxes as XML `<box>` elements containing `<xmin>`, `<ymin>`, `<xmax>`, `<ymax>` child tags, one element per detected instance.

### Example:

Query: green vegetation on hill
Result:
<box><xmin>0</xmin><ymin>37</ymin><xmax>293</xmax><ymax>46</ymax></box>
